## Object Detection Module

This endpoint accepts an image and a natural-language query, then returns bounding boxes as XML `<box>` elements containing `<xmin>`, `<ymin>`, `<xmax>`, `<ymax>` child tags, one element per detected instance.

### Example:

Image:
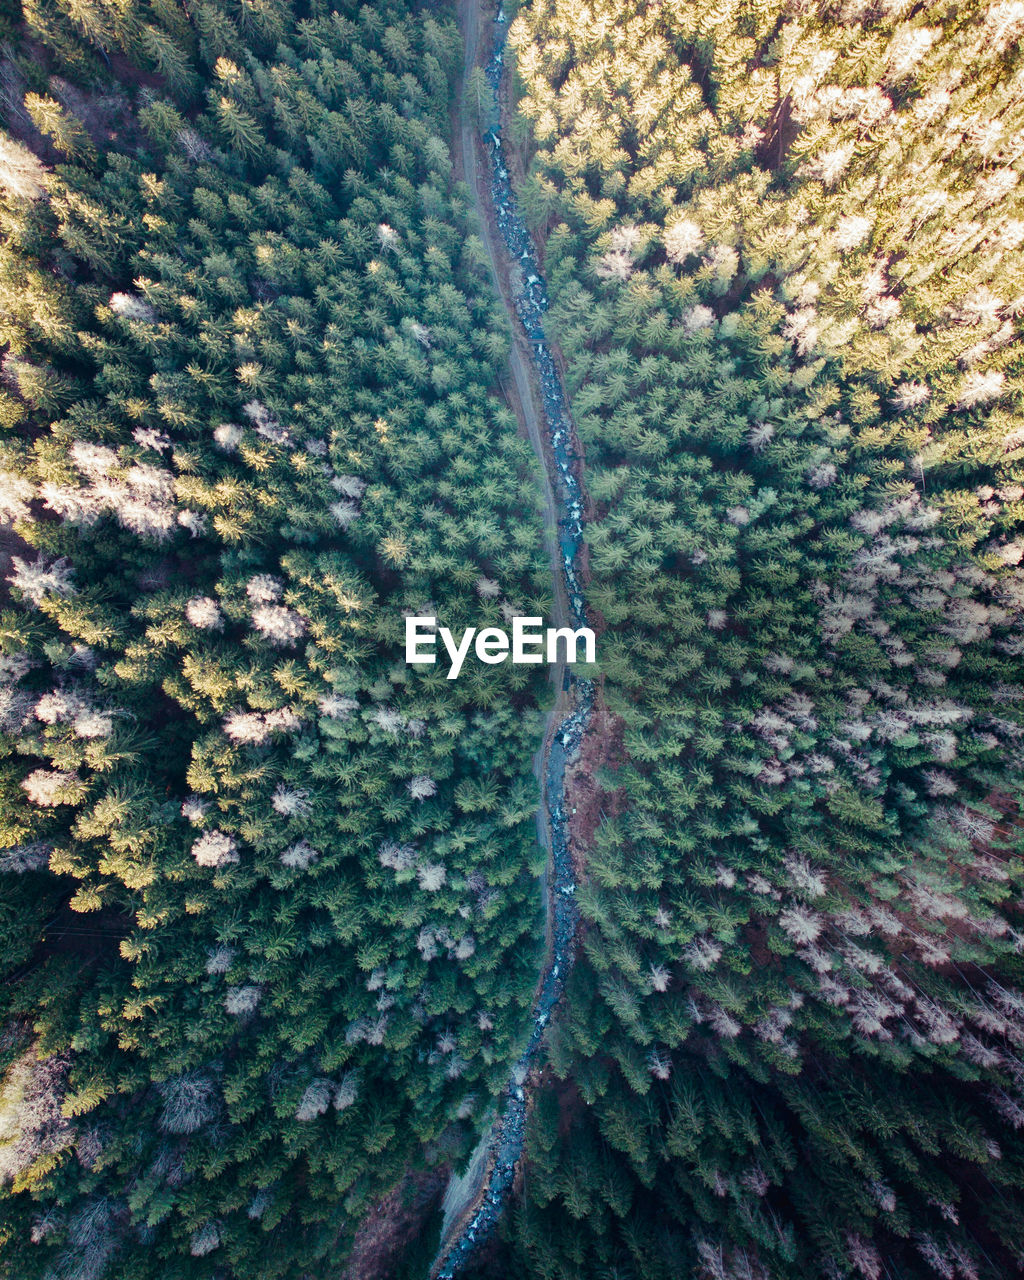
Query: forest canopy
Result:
<box><xmin>3</xmin><ymin>0</ymin><xmax>1024</xmax><ymax>1279</ymax></box>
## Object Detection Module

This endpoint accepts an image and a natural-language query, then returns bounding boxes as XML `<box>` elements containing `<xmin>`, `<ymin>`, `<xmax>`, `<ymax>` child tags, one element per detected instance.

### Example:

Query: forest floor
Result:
<box><xmin>342</xmin><ymin>1168</ymin><xmax>448</xmax><ymax>1280</ymax></box>
<box><xmin>565</xmin><ymin>693</ymin><xmax>626</xmax><ymax>872</ymax></box>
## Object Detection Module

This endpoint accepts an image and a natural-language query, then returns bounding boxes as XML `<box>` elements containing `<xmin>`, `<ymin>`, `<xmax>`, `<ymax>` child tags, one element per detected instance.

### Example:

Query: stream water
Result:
<box><xmin>432</xmin><ymin>8</ymin><xmax>594</xmax><ymax>1278</ymax></box>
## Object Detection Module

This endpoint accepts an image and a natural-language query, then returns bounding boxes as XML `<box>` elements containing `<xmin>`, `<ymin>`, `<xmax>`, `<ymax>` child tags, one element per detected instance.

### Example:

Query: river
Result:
<box><xmin>430</xmin><ymin>3</ymin><xmax>594</xmax><ymax>1276</ymax></box>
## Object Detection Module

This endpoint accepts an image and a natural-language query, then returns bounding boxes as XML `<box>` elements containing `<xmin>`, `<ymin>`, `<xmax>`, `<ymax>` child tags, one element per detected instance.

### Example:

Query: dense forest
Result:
<box><xmin>4</xmin><ymin>0</ymin><xmax>1024</xmax><ymax>1279</ymax></box>
<box><xmin>0</xmin><ymin>1</ymin><xmax>557</xmax><ymax>1276</ymax></box>
<box><xmin>466</xmin><ymin>1</ymin><xmax>1024</xmax><ymax>1278</ymax></box>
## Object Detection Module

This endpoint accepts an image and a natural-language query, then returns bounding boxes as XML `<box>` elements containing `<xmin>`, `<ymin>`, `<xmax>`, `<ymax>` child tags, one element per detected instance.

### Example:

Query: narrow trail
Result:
<box><xmin>429</xmin><ymin>3</ymin><xmax>594</xmax><ymax>1277</ymax></box>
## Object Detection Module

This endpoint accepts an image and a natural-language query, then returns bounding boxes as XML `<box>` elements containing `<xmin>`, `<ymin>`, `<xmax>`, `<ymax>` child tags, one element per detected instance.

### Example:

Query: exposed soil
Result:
<box><xmin>547</xmin><ymin>1068</ymin><xmax>586</xmax><ymax>1140</ymax></box>
<box><xmin>342</xmin><ymin>1167</ymin><xmax>448</xmax><ymax>1280</ymax></box>
<box><xmin>0</xmin><ymin>29</ymin><xmax>159</xmax><ymax>159</ymax></box>
<box><xmin>565</xmin><ymin>687</ymin><xmax>626</xmax><ymax>872</ymax></box>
